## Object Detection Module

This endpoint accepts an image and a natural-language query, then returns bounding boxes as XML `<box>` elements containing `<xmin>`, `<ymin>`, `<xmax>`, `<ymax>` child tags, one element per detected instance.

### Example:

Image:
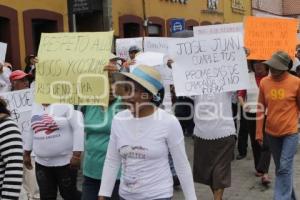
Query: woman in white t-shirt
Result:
<box><xmin>98</xmin><ymin>65</ymin><xmax>197</xmax><ymax>200</ymax></box>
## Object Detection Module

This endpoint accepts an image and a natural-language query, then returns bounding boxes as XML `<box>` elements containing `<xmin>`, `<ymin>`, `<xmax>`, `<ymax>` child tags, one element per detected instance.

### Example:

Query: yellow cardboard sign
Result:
<box><xmin>245</xmin><ymin>16</ymin><xmax>298</xmax><ymax>60</ymax></box>
<box><xmin>35</xmin><ymin>32</ymin><xmax>113</xmax><ymax>106</ymax></box>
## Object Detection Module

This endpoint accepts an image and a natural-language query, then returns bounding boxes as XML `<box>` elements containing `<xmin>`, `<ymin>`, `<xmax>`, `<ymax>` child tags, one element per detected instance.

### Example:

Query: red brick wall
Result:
<box><xmin>283</xmin><ymin>0</ymin><xmax>300</xmax><ymax>15</ymax></box>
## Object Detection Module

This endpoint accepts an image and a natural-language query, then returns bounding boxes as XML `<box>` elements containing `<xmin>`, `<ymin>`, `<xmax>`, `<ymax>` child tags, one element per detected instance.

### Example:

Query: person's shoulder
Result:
<box><xmin>113</xmin><ymin>109</ymin><xmax>131</xmax><ymax>121</ymax></box>
<box><xmin>0</xmin><ymin>117</ymin><xmax>19</xmax><ymax>131</ymax></box>
<box><xmin>287</xmin><ymin>74</ymin><xmax>300</xmax><ymax>83</ymax></box>
<box><xmin>260</xmin><ymin>75</ymin><xmax>271</xmax><ymax>85</ymax></box>
<box><xmin>157</xmin><ymin>108</ymin><xmax>179</xmax><ymax>124</ymax></box>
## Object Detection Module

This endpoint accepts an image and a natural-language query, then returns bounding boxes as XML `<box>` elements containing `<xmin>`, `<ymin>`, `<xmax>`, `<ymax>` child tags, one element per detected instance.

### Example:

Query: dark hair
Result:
<box><xmin>289</xmin><ymin>70</ymin><xmax>297</xmax><ymax>76</ymax></box>
<box><xmin>0</xmin><ymin>98</ymin><xmax>10</xmax><ymax>116</ymax></box>
<box><xmin>152</xmin><ymin>88</ymin><xmax>165</xmax><ymax>107</ymax></box>
<box><xmin>24</xmin><ymin>55</ymin><xmax>35</xmax><ymax>66</ymax></box>
<box><xmin>288</xmin><ymin>60</ymin><xmax>293</xmax><ymax>71</ymax></box>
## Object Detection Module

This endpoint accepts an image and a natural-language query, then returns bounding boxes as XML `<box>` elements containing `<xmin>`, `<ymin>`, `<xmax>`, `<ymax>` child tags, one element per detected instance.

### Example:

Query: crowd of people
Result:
<box><xmin>0</xmin><ymin>43</ymin><xmax>299</xmax><ymax>200</ymax></box>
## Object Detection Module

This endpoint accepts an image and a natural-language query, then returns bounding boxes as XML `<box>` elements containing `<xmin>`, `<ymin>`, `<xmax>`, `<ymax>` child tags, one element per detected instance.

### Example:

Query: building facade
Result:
<box><xmin>0</xmin><ymin>0</ymin><xmax>69</xmax><ymax>68</ymax></box>
<box><xmin>112</xmin><ymin>0</ymin><xmax>251</xmax><ymax>38</ymax></box>
<box><xmin>252</xmin><ymin>0</ymin><xmax>300</xmax><ymax>18</ymax></box>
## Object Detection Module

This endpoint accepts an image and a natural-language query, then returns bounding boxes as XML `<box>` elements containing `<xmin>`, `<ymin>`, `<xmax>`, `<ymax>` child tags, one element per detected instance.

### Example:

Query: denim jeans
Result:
<box><xmin>82</xmin><ymin>176</ymin><xmax>120</xmax><ymax>200</ymax></box>
<box><xmin>268</xmin><ymin>133</ymin><xmax>299</xmax><ymax>200</ymax></box>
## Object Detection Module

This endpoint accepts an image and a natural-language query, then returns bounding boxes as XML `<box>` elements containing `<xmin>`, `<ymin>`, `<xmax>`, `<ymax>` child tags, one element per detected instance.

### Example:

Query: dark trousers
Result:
<box><xmin>35</xmin><ymin>162</ymin><xmax>81</xmax><ymax>200</ymax></box>
<box><xmin>232</xmin><ymin>103</ymin><xmax>238</xmax><ymax>131</ymax></box>
<box><xmin>238</xmin><ymin>112</ymin><xmax>271</xmax><ymax>173</ymax></box>
<box><xmin>237</xmin><ymin>107</ymin><xmax>248</xmax><ymax>156</ymax></box>
<box><xmin>82</xmin><ymin>176</ymin><xmax>120</xmax><ymax>200</ymax></box>
<box><xmin>247</xmin><ymin>113</ymin><xmax>271</xmax><ymax>173</ymax></box>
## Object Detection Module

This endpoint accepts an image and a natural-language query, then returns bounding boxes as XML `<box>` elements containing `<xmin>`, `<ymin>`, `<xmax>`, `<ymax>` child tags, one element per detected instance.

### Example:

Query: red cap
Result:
<box><xmin>9</xmin><ymin>70</ymin><xmax>29</xmax><ymax>81</ymax></box>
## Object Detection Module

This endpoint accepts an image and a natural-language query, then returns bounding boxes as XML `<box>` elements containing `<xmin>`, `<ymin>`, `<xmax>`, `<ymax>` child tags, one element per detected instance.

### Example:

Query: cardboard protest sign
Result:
<box><xmin>144</xmin><ymin>37</ymin><xmax>170</xmax><ymax>54</ymax></box>
<box><xmin>0</xmin><ymin>42</ymin><xmax>7</xmax><ymax>63</ymax></box>
<box><xmin>0</xmin><ymin>89</ymin><xmax>32</xmax><ymax>133</ymax></box>
<box><xmin>116</xmin><ymin>37</ymin><xmax>143</xmax><ymax>59</ymax></box>
<box><xmin>36</xmin><ymin>32</ymin><xmax>113</xmax><ymax>106</ymax></box>
<box><xmin>193</xmin><ymin>23</ymin><xmax>243</xmax><ymax>36</ymax></box>
<box><xmin>245</xmin><ymin>16</ymin><xmax>298</xmax><ymax>60</ymax></box>
<box><xmin>135</xmin><ymin>52</ymin><xmax>165</xmax><ymax>67</ymax></box>
<box><xmin>169</xmin><ymin>33</ymin><xmax>250</xmax><ymax>96</ymax></box>
<box><xmin>143</xmin><ymin>37</ymin><xmax>175</xmax><ymax>84</ymax></box>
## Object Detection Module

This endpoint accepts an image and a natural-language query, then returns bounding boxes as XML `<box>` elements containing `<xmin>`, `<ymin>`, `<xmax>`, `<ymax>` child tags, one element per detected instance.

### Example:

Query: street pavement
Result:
<box><xmin>20</xmin><ymin>137</ymin><xmax>300</xmax><ymax>200</ymax></box>
<box><xmin>174</xmin><ymin>137</ymin><xmax>300</xmax><ymax>200</ymax></box>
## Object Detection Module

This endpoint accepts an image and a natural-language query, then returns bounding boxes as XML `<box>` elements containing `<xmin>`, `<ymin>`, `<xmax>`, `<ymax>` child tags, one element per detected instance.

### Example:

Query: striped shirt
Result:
<box><xmin>0</xmin><ymin>117</ymin><xmax>23</xmax><ymax>200</ymax></box>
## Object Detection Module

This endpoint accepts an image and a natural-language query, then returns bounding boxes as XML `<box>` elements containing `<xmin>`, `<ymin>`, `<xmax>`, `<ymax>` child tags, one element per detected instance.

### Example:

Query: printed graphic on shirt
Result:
<box><xmin>120</xmin><ymin>145</ymin><xmax>148</xmax><ymax>190</ymax></box>
<box><xmin>270</xmin><ymin>89</ymin><xmax>285</xmax><ymax>100</ymax></box>
<box><xmin>31</xmin><ymin>114</ymin><xmax>59</xmax><ymax>135</ymax></box>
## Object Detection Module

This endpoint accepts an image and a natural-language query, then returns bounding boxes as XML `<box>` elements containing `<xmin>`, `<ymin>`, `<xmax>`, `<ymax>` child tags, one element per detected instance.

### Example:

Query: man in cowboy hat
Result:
<box><xmin>256</xmin><ymin>50</ymin><xmax>300</xmax><ymax>200</ymax></box>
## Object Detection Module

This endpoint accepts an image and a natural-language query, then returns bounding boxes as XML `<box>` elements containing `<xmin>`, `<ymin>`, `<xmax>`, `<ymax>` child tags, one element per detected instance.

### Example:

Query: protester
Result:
<box><xmin>122</xmin><ymin>46</ymin><xmax>141</xmax><ymax>71</ymax></box>
<box><xmin>0</xmin><ymin>97</ymin><xmax>23</xmax><ymax>199</ymax></box>
<box><xmin>24</xmin><ymin>55</ymin><xmax>37</xmax><ymax>84</ymax></box>
<box><xmin>24</xmin><ymin>54</ymin><xmax>37</xmax><ymax>74</ymax></box>
<box><xmin>256</xmin><ymin>51</ymin><xmax>300</xmax><ymax>200</ymax></box>
<box><xmin>98</xmin><ymin>65</ymin><xmax>196</xmax><ymax>200</ymax></box>
<box><xmin>0</xmin><ymin>61</ymin><xmax>12</xmax><ymax>93</ymax></box>
<box><xmin>173</xmin><ymin>96</ymin><xmax>195</xmax><ymax>137</ymax></box>
<box><xmin>9</xmin><ymin>69</ymin><xmax>40</xmax><ymax>199</ymax></box>
<box><xmin>23</xmin><ymin>103</ymin><xmax>84</xmax><ymax>200</ymax></box>
<box><xmin>231</xmin><ymin>92</ymin><xmax>238</xmax><ymax>131</ymax></box>
<box><xmin>237</xmin><ymin>60</ymin><xmax>271</xmax><ymax>185</ymax></box>
<box><xmin>193</xmin><ymin>92</ymin><xmax>236</xmax><ymax>200</ymax></box>
<box><xmin>9</xmin><ymin>70</ymin><xmax>30</xmax><ymax>91</ymax></box>
<box><xmin>81</xmin><ymin>64</ymin><xmax>122</xmax><ymax>200</ymax></box>
<box><xmin>128</xmin><ymin>46</ymin><xmax>140</xmax><ymax>60</ymax></box>
<box><xmin>296</xmin><ymin>65</ymin><xmax>300</xmax><ymax>78</ymax></box>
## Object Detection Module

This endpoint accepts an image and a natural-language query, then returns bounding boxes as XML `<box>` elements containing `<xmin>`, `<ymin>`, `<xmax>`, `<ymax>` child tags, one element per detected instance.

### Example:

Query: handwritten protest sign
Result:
<box><xmin>144</xmin><ymin>37</ymin><xmax>175</xmax><ymax>84</ymax></box>
<box><xmin>193</xmin><ymin>23</ymin><xmax>243</xmax><ymax>36</ymax></box>
<box><xmin>245</xmin><ymin>16</ymin><xmax>298</xmax><ymax>60</ymax></box>
<box><xmin>0</xmin><ymin>89</ymin><xmax>32</xmax><ymax>133</ymax></box>
<box><xmin>0</xmin><ymin>42</ymin><xmax>7</xmax><ymax>62</ymax></box>
<box><xmin>116</xmin><ymin>37</ymin><xmax>143</xmax><ymax>59</ymax></box>
<box><xmin>135</xmin><ymin>52</ymin><xmax>165</xmax><ymax>66</ymax></box>
<box><xmin>36</xmin><ymin>32</ymin><xmax>113</xmax><ymax>106</ymax></box>
<box><xmin>144</xmin><ymin>37</ymin><xmax>170</xmax><ymax>54</ymax></box>
<box><xmin>169</xmin><ymin>33</ymin><xmax>250</xmax><ymax>96</ymax></box>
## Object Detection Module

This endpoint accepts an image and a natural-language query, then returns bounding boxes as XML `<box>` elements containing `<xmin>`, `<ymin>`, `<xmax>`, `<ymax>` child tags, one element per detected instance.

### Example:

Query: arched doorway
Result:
<box><xmin>119</xmin><ymin>15</ymin><xmax>143</xmax><ymax>38</ymax></box>
<box><xmin>147</xmin><ymin>17</ymin><xmax>165</xmax><ymax>37</ymax></box>
<box><xmin>200</xmin><ymin>21</ymin><xmax>212</xmax><ymax>26</ymax></box>
<box><xmin>0</xmin><ymin>5</ymin><xmax>20</xmax><ymax>67</ymax></box>
<box><xmin>123</xmin><ymin>23</ymin><xmax>141</xmax><ymax>38</ymax></box>
<box><xmin>185</xmin><ymin>19</ymin><xmax>199</xmax><ymax>30</ymax></box>
<box><xmin>23</xmin><ymin>9</ymin><xmax>64</xmax><ymax>55</ymax></box>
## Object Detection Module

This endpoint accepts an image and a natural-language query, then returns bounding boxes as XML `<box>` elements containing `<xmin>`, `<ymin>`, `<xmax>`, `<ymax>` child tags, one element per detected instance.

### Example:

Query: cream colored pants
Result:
<box><xmin>23</xmin><ymin>158</ymin><xmax>40</xmax><ymax>200</ymax></box>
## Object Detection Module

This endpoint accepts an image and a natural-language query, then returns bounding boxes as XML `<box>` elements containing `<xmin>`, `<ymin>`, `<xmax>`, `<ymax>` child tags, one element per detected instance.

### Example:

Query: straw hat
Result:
<box><xmin>114</xmin><ymin>65</ymin><xmax>163</xmax><ymax>95</ymax></box>
<box><xmin>263</xmin><ymin>51</ymin><xmax>292</xmax><ymax>71</ymax></box>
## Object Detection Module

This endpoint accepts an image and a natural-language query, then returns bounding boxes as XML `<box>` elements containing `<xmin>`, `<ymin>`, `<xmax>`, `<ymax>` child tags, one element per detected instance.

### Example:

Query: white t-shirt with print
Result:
<box><xmin>99</xmin><ymin>108</ymin><xmax>196</xmax><ymax>200</ymax></box>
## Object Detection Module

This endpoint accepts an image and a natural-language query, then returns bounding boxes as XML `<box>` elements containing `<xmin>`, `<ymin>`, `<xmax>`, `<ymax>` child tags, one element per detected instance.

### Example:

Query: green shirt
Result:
<box><xmin>82</xmin><ymin>98</ymin><xmax>122</xmax><ymax>180</ymax></box>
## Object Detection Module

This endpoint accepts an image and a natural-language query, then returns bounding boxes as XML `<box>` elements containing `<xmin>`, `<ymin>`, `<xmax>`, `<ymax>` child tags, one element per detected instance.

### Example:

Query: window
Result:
<box><xmin>148</xmin><ymin>24</ymin><xmax>162</xmax><ymax>37</ymax></box>
<box><xmin>124</xmin><ymin>23</ymin><xmax>140</xmax><ymax>38</ymax></box>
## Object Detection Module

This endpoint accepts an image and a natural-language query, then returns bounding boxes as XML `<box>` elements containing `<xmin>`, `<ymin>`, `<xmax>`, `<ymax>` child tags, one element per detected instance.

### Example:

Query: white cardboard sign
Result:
<box><xmin>169</xmin><ymin>33</ymin><xmax>250</xmax><ymax>96</ymax></box>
